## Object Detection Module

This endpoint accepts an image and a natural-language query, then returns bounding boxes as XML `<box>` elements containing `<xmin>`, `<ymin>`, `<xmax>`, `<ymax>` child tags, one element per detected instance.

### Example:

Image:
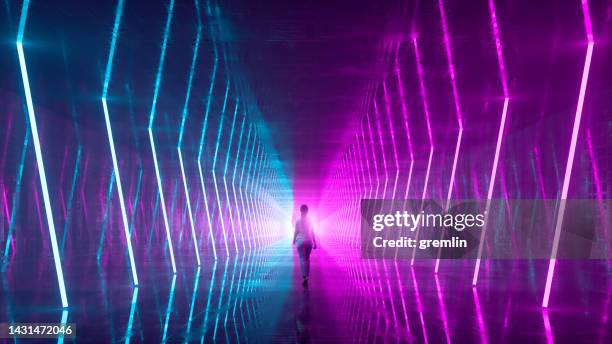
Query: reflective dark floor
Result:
<box><xmin>1</xmin><ymin>241</ymin><xmax>611</xmax><ymax>343</ymax></box>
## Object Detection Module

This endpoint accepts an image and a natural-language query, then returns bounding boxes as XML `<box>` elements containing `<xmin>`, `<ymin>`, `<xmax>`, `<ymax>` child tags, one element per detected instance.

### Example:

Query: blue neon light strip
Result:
<box><xmin>129</xmin><ymin>166</ymin><xmax>143</xmax><ymax>236</ymax></box>
<box><xmin>16</xmin><ymin>0</ymin><xmax>69</xmax><ymax>307</ymax></box>
<box><xmin>250</xmin><ymin>142</ymin><xmax>262</xmax><ymax>248</ymax></box>
<box><xmin>149</xmin><ymin>130</ymin><xmax>177</xmax><ymax>273</ymax></box>
<box><xmin>60</xmin><ymin>145</ymin><xmax>81</xmax><ymax>252</ymax></box>
<box><xmin>254</xmin><ymin>149</ymin><xmax>265</xmax><ymax>243</ymax></box>
<box><xmin>100</xmin><ymin>0</ymin><xmax>139</xmax><ymax>286</ymax></box>
<box><xmin>201</xmin><ymin>261</ymin><xmax>218</xmax><ymax>340</ymax></box>
<box><xmin>232</xmin><ymin>112</ymin><xmax>247</xmax><ymax>252</ymax></box>
<box><xmin>239</xmin><ymin>124</ymin><xmax>253</xmax><ymax>251</ymax></box>
<box><xmin>97</xmin><ymin>171</ymin><xmax>115</xmax><ymax>261</ymax></box>
<box><xmin>197</xmin><ymin>46</ymin><xmax>219</xmax><ymax>260</ymax></box>
<box><xmin>185</xmin><ymin>267</ymin><xmax>201</xmax><ymax>338</ymax></box>
<box><xmin>162</xmin><ymin>275</ymin><xmax>177</xmax><ymax>343</ymax></box>
<box><xmin>256</xmin><ymin>154</ymin><xmax>267</xmax><ymax>242</ymax></box>
<box><xmin>178</xmin><ymin>150</ymin><xmax>201</xmax><ymax>265</ymax></box>
<box><xmin>213</xmin><ymin>259</ymin><xmax>230</xmax><ymax>340</ymax></box>
<box><xmin>124</xmin><ymin>287</ymin><xmax>139</xmax><ymax>344</ymax></box>
<box><xmin>244</xmin><ymin>137</ymin><xmax>258</xmax><ymax>249</ymax></box>
<box><xmin>212</xmin><ymin>82</ymin><xmax>232</xmax><ymax>257</ymax></box>
<box><xmin>223</xmin><ymin>101</ymin><xmax>240</xmax><ymax>253</ymax></box>
<box><xmin>177</xmin><ymin>10</ymin><xmax>201</xmax><ymax>147</ymax></box>
<box><xmin>148</xmin><ymin>0</ymin><xmax>175</xmax><ymax>128</ymax></box>
<box><xmin>148</xmin><ymin>0</ymin><xmax>177</xmax><ymax>273</ymax></box>
<box><xmin>177</xmin><ymin>0</ymin><xmax>203</xmax><ymax>266</ymax></box>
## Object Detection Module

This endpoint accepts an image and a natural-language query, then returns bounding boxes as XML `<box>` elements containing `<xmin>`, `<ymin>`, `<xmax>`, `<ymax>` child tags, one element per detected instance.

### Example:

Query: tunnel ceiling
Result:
<box><xmin>218</xmin><ymin>0</ymin><xmax>401</xmax><ymax>203</ymax></box>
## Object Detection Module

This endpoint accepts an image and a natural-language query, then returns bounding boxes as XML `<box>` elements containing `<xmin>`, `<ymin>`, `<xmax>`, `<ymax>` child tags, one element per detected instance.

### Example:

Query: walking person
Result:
<box><xmin>293</xmin><ymin>204</ymin><xmax>317</xmax><ymax>287</ymax></box>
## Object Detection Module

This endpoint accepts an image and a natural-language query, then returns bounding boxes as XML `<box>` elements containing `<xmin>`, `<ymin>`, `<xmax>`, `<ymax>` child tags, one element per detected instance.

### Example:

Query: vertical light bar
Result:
<box><xmin>213</xmin><ymin>259</ymin><xmax>230</xmax><ymax>340</ymax></box>
<box><xmin>178</xmin><ymin>151</ymin><xmax>200</xmax><ymax>265</ymax></box>
<box><xmin>434</xmin><ymin>274</ymin><xmax>452</xmax><ymax>344</ymax></box>
<box><xmin>177</xmin><ymin>0</ymin><xmax>202</xmax><ymax>149</ymax></box>
<box><xmin>382</xmin><ymin>81</ymin><xmax>400</xmax><ymax>199</ymax></box>
<box><xmin>185</xmin><ymin>267</ymin><xmax>201</xmax><ymax>338</ymax></box>
<box><xmin>373</xmin><ymin>99</ymin><xmax>389</xmax><ymax>198</ymax></box>
<box><xmin>129</xmin><ymin>165</ymin><xmax>143</xmax><ymax>236</ymax></box>
<box><xmin>212</xmin><ymin>82</ymin><xmax>231</xmax><ymax>257</ymax></box>
<box><xmin>394</xmin><ymin>261</ymin><xmax>411</xmax><ymax>335</ymax></box>
<box><xmin>57</xmin><ymin>309</ymin><xmax>69</xmax><ymax>344</ymax></box>
<box><xmin>261</xmin><ymin>155</ymin><xmax>272</xmax><ymax>242</ymax></box>
<box><xmin>255</xmin><ymin>151</ymin><xmax>267</xmax><ymax>244</ymax></box>
<box><xmin>393</xmin><ymin>45</ymin><xmax>415</xmax><ymax>198</ymax></box>
<box><xmin>124</xmin><ymin>287</ymin><xmax>139</xmax><ymax>344</ymax></box>
<box><xmin>259</xmin><ymin>156</ymin><xmax>270</xmax><ymax>242</ymax></box>
<box><xmin>364</xmin><ymin>111</ymin><xmax>380</xmax><ymax>198</ymax></box>
<box><xmin>60</xmin><ymin>146</ymin><xmax>81</xmax><ymax>251</ymax></box>
<box><xmin>232</xmin><ymin>253</ymin><xmax>246</xmax><ymax>320</ymax></box>
<box><xmin>257</xmin><ymin>153</ymin><xmax>267</xmax><ymax>243</ymax></box>
<box><xmin>97</xmin><ymin>171</ymin><xmax>115</xmax><ymax>261</ymax></box>
<box><xmin>472</xmin><ymin>0</ymin><xmax>511</xmax><ymax>286</ymax></box>
<box><xmin>201</xmin><ymin>261</ymin><xmax>218</xmax><ymax>340</ymax></box>
<box><xmin>223</xmin><ymin>101</ymin><xmax>240</xmax><ymax>254</ymax></box>
<box><xmin>252</xmin><ymin>148</ymin><xmax>265</xmax><ymax>244</ymax></box>
<box><xmin>434</xmin><ymin>0</ymin><xmax>464</xmax><ymax>274</ymax></box>
<box><xmin>177</xmin><ymin>0</ymin><xmax>202</xmax><ymax>266</ymax></box>
<box><xmin>16</xmin><ymin>0</ymin><xmax>69</xmax><ymax>307</ymax></box>
<box><xmin>249</xmin><ymin>142</ymin><xmax>262</xmax><ymax>248</ymax></box>
<box><xmin>355</xmin><ymin>133</ymin><xmax>370</xmax><ymax>297</ymax></box>
<box><xmin>148</xmin><ymin>0</ymin><xmax>177</xmax><ymax>273</ymax></box>
<box><xmin>239</xmin><ymin>125</ymin><xmax>253</xmax><ymax>251</ymax></box>
<box><xmin>351</xmin><ymin>142</ymin><xmax>364</xmax><ymax>247</ymax></box>
<box><xmin>542</xmin><ymin>309</ymin><xmax>554</xmax><ymax>344</ymax></box>
<box><xmin>411</xmin><ymin>267</ymin><xmax>429</xmax><ymax>343</ymax></box>
<box><xmin>161</xmin><ymin>275</ymin><xmax>177</xmax><ymax>343</ymax></box>
<box><xmin>232</xmin><ymin>111</ymin><xmax>247</xmax><ymax>252</ymax></box>
<box><xmin>410</xmin><ymin>37</ymin><xmax>435</xmax><ymax>266</ymax></box>
<box><xmin>224</xmin><ymin>255</ymin><xmax>239</xmax><ymax>329</ymax></box>
<box><xmin>373</xmin><ymin>92</ymin><xmax>395</xmax><ymax>309</ymax></box>
<box><xmin>364</xmin><ymin>108</ymin><xmax>387</xmax><ymax>305</ymax></box>
<box><xmin>197</xmin><ymin>48</ymin><xmax>219</xmax><ymax>261</ymax></box>
<box><xmin>244</xmin><ymin>136</ymin><xmax>258</xmax><ymax>249</ymax></box>
<box><xmin>265</xmin><ymin>159</ymin><xmax>275</xmax><ymax>240</ymax></box>
<box><xmin>542</xmin><ymin>0</ymin><xmax>594</xmax><ymax>308</ymax></box>
<box><xmin>472</xmin><ymin>287</ymin><xmax>488</xmax><ymax>344</ymax></box>
<box><xmin>383</xmin><ymin>80</ymin><xmax>402</xmax><ymax>256</ymax></box>
<box><xmin>357</xmin><ymin>128</ymin><xmax>372</xmax><ymax>247</ymax></box>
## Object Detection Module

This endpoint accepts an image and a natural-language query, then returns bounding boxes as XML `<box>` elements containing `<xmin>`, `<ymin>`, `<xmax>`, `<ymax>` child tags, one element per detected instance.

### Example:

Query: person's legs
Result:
<box><xmin>297</xmin><ymin>242</ymin><xmax>313</xmax><ymax>282</ymax></box>
<box><xmin>297</xmin><ymin>242</ymin><xmax>306</xmax><ymax>278</ymax></box>
<box><xmin>302</xmin><ymin>243</ymin><xmax>312</xmax><ymax>278</ymax></box>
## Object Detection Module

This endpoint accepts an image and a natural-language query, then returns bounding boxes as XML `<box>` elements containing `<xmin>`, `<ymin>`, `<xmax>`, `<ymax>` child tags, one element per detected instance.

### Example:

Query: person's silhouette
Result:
<box><xmin>293</xmin><ymin>204</ymin><xmax>317</xmax><ymax>287</ymax></box>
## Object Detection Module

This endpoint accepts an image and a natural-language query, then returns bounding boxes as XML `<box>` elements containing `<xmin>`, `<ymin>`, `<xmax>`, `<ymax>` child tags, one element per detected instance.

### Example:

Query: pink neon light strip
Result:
<box><xmin>473</xmin><ymin>98</ymin><xmax>508</xmax><ymax>284</ymax></box>
<box><xmin>472</xmin><ymin>0</ymin><xmax>512</xmax><ymax>283</ymax></box>
<box><xmin>435</xmin><ymin>274</ymin><xmax>452</xmax><ymax>344</ymax></box>
<box><xmin>382</xmin><ymin>81</ymin><xmax>400</xmax><ymax>199</ymax></box>
<box><xmin>394</xmin><ymin>261</ymin><xmax>411</xmax><ymax>334</ymax></box>
<box><xmin>542</xmin><ymin>0</ymin><xmax>594</xmax><ymax>307</ymax></box>
<box><xmin>438</xmin><ymin>0</ymin><xmax>464</xmax><ymax>127</ymax></box>
<box><xmin>394</xmin><ymin>45</ymin><xmax>415</xmax><ymax>198</ymax></box>
<box><xmin>365</xmin><ymin>109</ymin><xmax>380</xmax><ymax>198</ymax></box>
<box><xmin>434</xmin><ymin>0</ymin><xmax>464</xmax><ymax>273</ymax></box>
<box><xmin>410</xmin><ymin>37</ymin><xmax>434</xmax><ymax>266</ymax></box>
<box><xmin>488</xmin><ymin>0</ymin><xmax>509</xmax><ymax>97</ymax></box>
<box><xmin>411</xmin><ymin>267</ymin><xmax>429</xmax><ymax>343</ymax></box>
<box><xmin>373</xmin><ymin>99</ymin><xmax>389</xmax><ymax>198</ymax></box>
<box><xmin>473</xmin><ymin>288</ymin><xmax>489</xmax><ymax>344</ymax></box>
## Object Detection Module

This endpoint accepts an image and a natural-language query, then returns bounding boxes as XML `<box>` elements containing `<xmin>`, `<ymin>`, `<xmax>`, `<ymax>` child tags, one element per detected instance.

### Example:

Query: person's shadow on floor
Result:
<box><xmin>295</xmin><ymin>288</ymin><xmax>312</xmax><ymax>343</ymax></box>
